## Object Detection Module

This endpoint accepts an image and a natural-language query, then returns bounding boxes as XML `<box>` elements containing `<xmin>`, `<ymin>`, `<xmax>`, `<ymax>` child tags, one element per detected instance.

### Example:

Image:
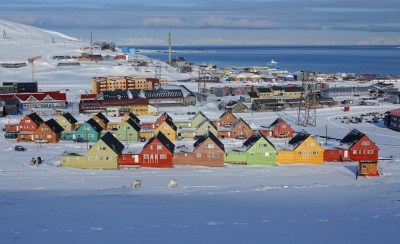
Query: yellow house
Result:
<box><xmin>139</xmin><ymin>130</ymin><xmax>154</xmax><ymax>140</ymax></box>
<box><xmin>61</xmin><ymin>132</ymin><xmax>125</xmax><ymax>169</ymax></box>
<box><xmin>277</xmin><ymin>130</ymin><xmax>324</xmax><ymax>165</ymax></box>
<box><xmin>56</xmin><ymin>112</ymin><xmax>78</xmax><ymax>131</ymax></box>
<box><xmin>153</xmin><ymin>119</ymin><xmax>177</xmax><ymax>141</ymax></box>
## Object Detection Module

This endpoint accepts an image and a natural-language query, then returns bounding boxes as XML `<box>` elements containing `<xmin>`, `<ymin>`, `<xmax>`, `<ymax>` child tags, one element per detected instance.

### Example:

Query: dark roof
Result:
<box><xmin>162</xmin><ymin>112</ymin><xmax>174</xmax><ymax>122</ymax></box>
<box><xmin>86</xmin><ymin>118</ymin><xmax>103</xmax><ymax>132</ymax></box>
<box><xmin>125</xmin><ymin>118</ymin><xmax>141</xmax><ymax>132</ymax></box>
<box><xmin>101</xmin><ymin>132</ymin><xmax>125</xmax><ymax>154</ymax></box>
<box><xmin>243</xmin><ymin>131</ymin><xmax>275</xmax><ymax>150</ymax></box>
<box><xmin>224</xmin><ymin>101</ymin><xmax>239</xmax><ymax>108</ymax></box>
<box><xmin>248</xmin><ymin>91</ymin><xmax>259</xmax><ymax>98</ymax></box>
<box><xmin>27</xmin><ymin>112</ymin><xmax>44</xmax><ymax>125</ymax></box>
<box><xmin>102</xmin><ymin>90</ymin><xmax>130</xmax><ymax>100</ymax></box>
<box><xmin>288</xmin><ymin>130</ymin><xmax>310</xmax><ymax>149</ymax></box>
<box><xmin>219</xmin><ymin>111</ymin><xmax>237</xmax><ymax>120</ymax></box>
<box><xmin>164</xmin><ymin>117</ymin><xmax>177</xmax><ymax>131</ymax></box>
<box><xmin>257</xmin><ymin>87</ymin><xmax>273</xmax><ymax>93</ymax></box>
<box><xmin>95</xmin><ymin>112</ymin><xmax>109</xmax><ymax>124</ymax></box>
<box><xmin>268</xmin><ymin>117</ymin><xmax>283</xmax><ymax>129</ymax></box>
<box><xmin>144</xmin><ymin>89</ymin><xmax>183</xmax><ymax>99</ymax></box>
<box><xmin>45</xmin><ymin>118</ymin><xmax>64</xmax><ymax>134</ymax></box>
<box><xmin>340</xmin><ymin>129</ymin><xmax>365</xmax><ymax>148</ymax></box>
<box><xmin>128</xmin><ymin>112</ymin><xmax>140</xmax><ymax>124</ymax></box>
<box><xmin>194</xmin><ymin>132</ymin><xmax>225</xmax><ymax>152</ymax></box>
<box><xmin>283</xmin><ymin>86</ymin><xmax>303</xmax><ymax>92</ymax></box>
<box><xmin>144</xmin><ymin>132</ymin><xmax>175</xmax><ymax>153</ymax></box>
<box><xmin>62</xmin><ymin>112</ymin><xmax>78</xmax><ymax>124</ymax></box>
<box><xmin>271</xmin><ymin>85</ymin><xmax>284</xmax><ymax>91</ymax></box>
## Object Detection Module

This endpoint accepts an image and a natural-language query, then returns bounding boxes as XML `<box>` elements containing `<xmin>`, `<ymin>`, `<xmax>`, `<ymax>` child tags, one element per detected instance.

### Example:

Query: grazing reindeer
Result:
<box><xmin>168</xmin><ymin>179</ymin><xmax>178</xmax><ymax>188</ymax></box>
<box><xmin>131</xmin><ymin>180</ymin><xmax>141</xmax><ymax>189</ymax></box>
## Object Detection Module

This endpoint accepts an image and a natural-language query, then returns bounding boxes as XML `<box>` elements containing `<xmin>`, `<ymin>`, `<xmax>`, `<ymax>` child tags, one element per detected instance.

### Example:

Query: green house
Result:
<box><xmin>61</xmin><ymin>132</ymin><xmax>125</xmax><ymax>169</ymax></box>
<box><xmin>190</xmin><ymin>111</ymin><xmax>208</xmax><ymax>128</ymax></box>
<box><xmin>225</xmin><ymin>131</ymin><xmax>277</xmax><ymax>165</ymax></box>
<box><xmin>74</xmin><ymin>118</ymin><xmax>103</xmax><ymax>142</ymax></box>
<box><xmin>114</xmin><ymin>118</ymin><xmax>141</xmax><ymax>142</ymax></box>
<box><xmin>195</xmin><ymin>118</ymin><xmax>218</xmax><ymax>137</ymax></box>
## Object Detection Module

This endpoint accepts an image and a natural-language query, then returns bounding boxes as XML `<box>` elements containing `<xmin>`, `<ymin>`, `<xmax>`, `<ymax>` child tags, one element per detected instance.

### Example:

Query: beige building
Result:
<box><xmin>91</xmin><ymin>76</ymin><xmax>153</xmax><ymax>94</ymax></box>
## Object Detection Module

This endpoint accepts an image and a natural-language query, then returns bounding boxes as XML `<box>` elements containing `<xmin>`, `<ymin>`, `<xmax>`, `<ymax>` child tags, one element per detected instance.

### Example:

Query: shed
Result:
<box><xmin>357</xmin><ymin>161</ymin><xmax>381</xmax><ymax>177</ymax></box>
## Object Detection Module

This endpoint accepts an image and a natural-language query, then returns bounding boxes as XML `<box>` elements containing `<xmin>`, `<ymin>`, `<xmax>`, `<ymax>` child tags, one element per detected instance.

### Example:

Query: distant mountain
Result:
<box><xmin>0</xmin><ymin>19</ymin><xmax>79</xmax><ymax>42</ymax></box>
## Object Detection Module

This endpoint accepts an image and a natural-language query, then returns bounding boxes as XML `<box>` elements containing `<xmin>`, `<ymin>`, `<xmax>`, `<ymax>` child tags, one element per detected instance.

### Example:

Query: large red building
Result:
<box><xmin>324</xmin><ymin>129</ymin><xmax>379</xmax><ymax>162</ymax></box>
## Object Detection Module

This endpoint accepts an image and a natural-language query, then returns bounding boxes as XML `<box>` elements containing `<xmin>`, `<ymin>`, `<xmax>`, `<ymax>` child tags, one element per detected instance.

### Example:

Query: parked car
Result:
<box><xmin>35</xmin><ymin>139</ymin><xmax>48</xmax><ymax>143</ymax></box>
<box><xmin>14</xmin><ymin>145</ymin><xmax>26</xmax><ymax>151</ymax></box>
<box><xmin>73</xmin><ymin>137</ymin><xmax>88</xmax><ymax>143</ymax></box>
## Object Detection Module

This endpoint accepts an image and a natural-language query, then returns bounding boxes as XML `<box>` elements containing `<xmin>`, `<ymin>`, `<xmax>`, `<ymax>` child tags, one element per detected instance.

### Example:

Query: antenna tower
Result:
<box><xmin>198</xmin><ymin>68</ymin><xmax>207</xmax><ymax>101</ymax></box>
<box><xmin>297</xmin><ymin>71</ymin><xmax>317</xmax><ymax>127</ymax></box>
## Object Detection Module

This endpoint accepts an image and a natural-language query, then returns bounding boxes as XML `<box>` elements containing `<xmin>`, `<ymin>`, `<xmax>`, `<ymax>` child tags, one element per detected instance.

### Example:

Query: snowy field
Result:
<box><xmin>1</xmin><ymin>19</ymin><xmax>400</xmax><ymax>243</ymax></box>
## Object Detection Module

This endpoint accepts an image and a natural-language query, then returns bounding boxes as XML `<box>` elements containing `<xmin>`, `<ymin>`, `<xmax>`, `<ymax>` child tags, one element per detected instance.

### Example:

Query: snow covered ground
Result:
<box><xmin>1</xmin><ymin>19</ymin><xmax>400</xmax><ymax>243</ymax></box>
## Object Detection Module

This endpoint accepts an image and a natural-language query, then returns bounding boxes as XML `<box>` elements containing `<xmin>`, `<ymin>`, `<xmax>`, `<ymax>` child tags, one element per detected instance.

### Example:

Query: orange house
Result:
<box><xmin>17</xmin><ymin>112</ymin><xmax>44</xmax><ymax>132</ymax></box>
<box><xmin>33</xmin><ymin>119</ymin><xmax>64</xmax><ymax>143</ymax></box>
<box><xmin>218</xmin><ymin>117</ymin><xmax>253</xmax><ymax>139</ymax></box>
<box><xmin>217</xmin><ymin>111</ymin><xmax>237</xmax><ymax>127</ymax></box>
<box><xmin>92</xmin><ymin>112</ymin><xmax>109</xmax><ymax>130</ymax></box>
<box><xmin>261</xmin><ymin>117</ymin><xmax>294</xmax><ymax>138</ymax></box>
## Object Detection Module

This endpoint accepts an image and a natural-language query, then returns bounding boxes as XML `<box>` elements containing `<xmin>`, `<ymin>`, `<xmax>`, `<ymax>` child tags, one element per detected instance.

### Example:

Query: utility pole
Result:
<box><xmin>168</xmin><ymin>32</ymin><xmax>172</xmax><ymax>66</ymax></box>
<box><xmin>297</xmin><ymin>71</ymin><xmax>317</xmax><ymax>127</ymax></box>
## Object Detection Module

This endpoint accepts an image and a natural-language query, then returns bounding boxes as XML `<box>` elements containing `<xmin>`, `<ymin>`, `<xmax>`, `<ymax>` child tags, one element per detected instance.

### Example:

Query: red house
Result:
<box><xmin>141</xmin><ymin>112</ymin><xmax>173</xmax><ymax>130</ymax></box>
<box><xmin>261</xmin><ymin>117</ymin><xmax>294</xmax><ymax>138</ymax></box>
<box><xmin>33</xmin><ymin>119</ymin><xmax>64</xmax><ymax>143</ymax></box>
<box><xmin>324</xmin><ymin>129</ymin><xmax>379</xmax><ymax>162</ymax></box>
<box><xmin>140</xmin><ymin>132</ymin><xmax>175</xmax><ymax>168</ymax></box>
<box><xmin>17</xmin><ymin>112</ymin><xmax>44</xmax><ymax>132</ymax></box>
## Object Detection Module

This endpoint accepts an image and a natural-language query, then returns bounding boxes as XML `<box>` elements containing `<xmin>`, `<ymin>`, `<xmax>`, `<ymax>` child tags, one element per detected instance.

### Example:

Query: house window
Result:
<box><xmin>353</xmin><ymin>150</ymin><xmax>357</xmax><ymax>154</ymax></box>
<box><xmin>157</xmin><ymin>145</ymin><xmax>162</xmax><ymax>150</ymax></box>
<box><xmin>331</xmin><ymin>150</ymin><xmax>334</xmax><ymax>154</ymax></box>
<box><xmin>160</xmin><ymin>154</ymin><xmax>167</xmax><ymax>159</ymax></box>
<box><xmin>105</xmin><ymin>156</ymin><xmax>110</xmax><ymax>161</ymax></box>
<box><xmin>88</xmin><ymin>156</ymin><xmax>93</xmax><ymax>161</ymax></box>
<box><xmin>265</xmin><ymin>152</ymin><xmax>271</xmax><ymax>157</ymax></box>
<box><xmin>281</xmin><ymin>125</ymin><xmax>287</xmax><ymax>128</ymax></box>
<box><xmin>362</xmin><ymin>141</ymin><xmax>370</xmax><ymax>146</ymax></box>
<box><xmin>47</xmin><ymin>135</ymin><xmax>52</xmax><ymax>139</ymax></box>
<box><xmin>297</xmin><ymin>151</ymin><xmax>302</xmax><ymax>155</ymax></box>
<box><xmin>42</xmin><ymin>128</ymin><xmax>48</xmax><ymax>132</ymax></box>
<box><xmin>197</xmin><ymin>153</ymin><xmax>201</xmax><ymax>158</ymax></box>
<box><xmin>310</xmin><ymin>142</ymin><xmax>315</xmax><ymax>147</ymax></box>
<box><xmin>144</xmin><ymin>154</ymin><xmax>149</xmax><ymax>159</ymax></box>
<box><xmin>367</xmin><ymin>150</ymin><xmax>374</xmax><ymax>154</ymax></box>
<box><xmin>212</xmin><ymin>153</ymin><xmax>219</xmax><ymax>158</ymax></box>
<box><xmin>250</xmin><ymin>153</ymin><xmax>254</xmax><ymax>157</ymax></box>
<box><xmin>313</xmin><ymin>151</ymin><xmax>318</xmax><ymax>155</ymax></box>
<box><xmin>259</xmin><ymin>143</ymin><xmax>267</xmax><ymax>148</ymax></box>
<box><xmin>123</xmin><ymin>155</ymin><xmax>126</xmax><ymax>160</ymax></box>
<box><xmin>207</xmin><ymin>144</ymin><xmax>214</xmax><ymax>149</ymax></box>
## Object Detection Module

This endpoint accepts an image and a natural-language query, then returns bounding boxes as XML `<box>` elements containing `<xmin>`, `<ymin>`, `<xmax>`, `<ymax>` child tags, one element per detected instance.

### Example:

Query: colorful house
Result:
<box><xmin>216</xmin><ymin>111</ymin><xmax>237</xmax><ymax>127</ymax></box>
<box><xmin>277</xmin><ymin>130</ymin><xmax>324</xmax><ymax>165</ymax></box>
<box><xmin>174</xmin><ymin>132</ymin><xmax>225</xmax><ymax>167</ymax></box>
<box><xmin>153</xmin><ymin>117</ymin><xmax>177</xmax><ymax>141</ymax></box>
<box><xmin>261</xmin><ymin>117</ymin><xmax>294</xmax><ymax>138</ymax></box>
<box><xmin>17</xmin><ymin>112</ymin><xmax>43</xmax><ymax>132</ymax></box>
<box><xmin>74</xmin><ymin>118</ymin><xmax>103</xmax><ymax>142</ymax></box>
<box><xmin>224</xmin><ymin>131</ymin><xmax>276</xmax><ymax>165</ymax></box>
<box><xmin>56</xmin><ymin>112</ymin><xmax>78</xmax><ymax>131</ymax></box>
<box><xmin>119</xmin><ymin>112</ymin><xmax>140</xmax><ymax>127</ymax></box>
<box><xmin>114</xmin><ymin>118</ymin><xmax>141</xmax><ymax>142</ymax></box>
<box><xmin>17</xmin><ymin>112</ymin><xmax>44</xmax><ymax>142</ymax></box>
<box><xmin>93</xmin><ymin>112</ymin><xmax>109</xmax><ymax>130</ymax></box>
<box><xmin>33</xmin><ymin>119</ymin><xmax>64</xmax><ymax>143</ymax></box>
<box><xmin>141</xmin><ymin>112</ymin><xmax>172</xmax><ymax>130</ymax></box>
<box><xmin>323</xmin><ymin>129</ymin><xmax>379</xmax><ymax>162</ymax></box>
<box><xmin>218</xmin><ymin>117</ymin><xmax>253</xmax><ymax>139</ymax></box>
<box><xmin>140</xmin><ymin>132</ymin><xmax>175</xmax><ymax>168</ymax></box>
<box><xmin>61</xmin><ymin>132</ymin><xmax>125</xmax><ymax>169</ymax></box>
<box><xmin>219</xmin><ymin>101</ymin><xmax>249</xmax><ymax>113</ymax></box>
<box><xmin>190</xmin><ymin>111</ymin><xmax>208</xmax><ymax>128</ymax></box>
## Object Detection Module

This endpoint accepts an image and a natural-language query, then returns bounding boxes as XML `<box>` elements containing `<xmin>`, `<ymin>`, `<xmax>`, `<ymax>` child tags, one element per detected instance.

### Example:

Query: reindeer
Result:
<box><xmin>131</xmin><ymin>180</ymin><xmax>141</xmax><ymax>189</ymax></box>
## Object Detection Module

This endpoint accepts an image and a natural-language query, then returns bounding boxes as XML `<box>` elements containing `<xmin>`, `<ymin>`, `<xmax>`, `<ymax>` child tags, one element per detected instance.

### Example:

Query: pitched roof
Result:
<box><xmin>386</xmin><ymin>108</ymin><xmax>400</xmax><ymax>117</ymax></box>
<box><xmin>95</xmin><ymin>112</ymin><xmax>109</xmax><ymax>124</ymax></box>
<box><xmin>128</xmin><ymin>112</ymin><xmax>140</xmax><ymax>124</ymax></box>
<box><xmin>219</xmin><ymin>111</ymin><xmax>237</xmax><ymax>120</ymax></box>
<box><xmin>144</xmin><ymin>89</ymin><xmax>183</xmax><ymax>99</ymax></box>
<box><xmin>85</xmin><ymin>118</ymin><xmax>103</xmax><ymax>132</ymax></box>
<box><xmin>288</xmin><ymin>130</ymin><xmax>310</xmax><ymax>149</ymax></box>
<box><xmin>268</xmin><ymin>117</ymin><xmax>283</xmax><ymax>129</ymax></box>
<box><xmin>62</xmin><ymin>112</ymin><xmax>78</xmax><ymax>124</ymax></box>
<box><xmin>247</xmin><ymin>91</ymin><xmax>259</xmax><ymax>98</ymax></box>
<box><xmin>197</xmin><ymin>117</ymin><xmax>218</xmax><ymax>131</ymax></box>
<box><xmin>230</xmin><ymin>117</ymin><xmax>251</xmax><ymax>129</ymax></box>
<box><xmin>193</xmin><ymin>132</ymin><xmax>225</xmax><ymax>152</ymax></box>
<box><xmin>45</xmin><ymin>118</ymin><xmax>64</xmax><ymax>134</ymax></box>
<box><xmin>144</xmin><ymin>132</ymin><xmax>175</xmax><ymax>153</ymax></box>
<box><xmin>243</xmin><ymin>130</ymin><xmax>275</xmax><ymax>150</ymax></box>
<box><xmin>257</xmin><ymin>87</ymin><xmax>273</xmax><ymax>93</ymax></box>
<box><xmin>101</xmin><ymin>132</ymin><xmax>125</xmax><ymax>154</ymax></box>
<box><xmin>163</xmin><ymin>117</ymin><xmax>177</xmax><ymax>131</ymax></box>
<box><xmin>125</xmin><ymin>118</ymin><xmax>141</xmax><ymax>132</ymax></box>
<box><xmin>27</xmin><ymin>112</ymin><xmax>44</xmax><ymax>125</ymax></box>
<box><xmin>339</xmin><ymin>128</ymin><xmax>365</xmax><ymax>148</ymax></box>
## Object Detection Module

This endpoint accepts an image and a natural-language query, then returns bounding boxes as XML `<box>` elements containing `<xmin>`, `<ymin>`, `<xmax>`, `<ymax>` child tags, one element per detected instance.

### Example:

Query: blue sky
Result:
<box><xmin>1</xmin><ymin>0</ymin><xmax>400</xmax><ymax>45</ymax></box>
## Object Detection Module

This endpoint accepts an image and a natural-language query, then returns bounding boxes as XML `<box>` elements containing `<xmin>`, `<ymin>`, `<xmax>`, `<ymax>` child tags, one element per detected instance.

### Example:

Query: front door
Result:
<box><xmin>344</xmin><ymin>150</ymin><xmax>348</xmax><ymax>160</ymax></box>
